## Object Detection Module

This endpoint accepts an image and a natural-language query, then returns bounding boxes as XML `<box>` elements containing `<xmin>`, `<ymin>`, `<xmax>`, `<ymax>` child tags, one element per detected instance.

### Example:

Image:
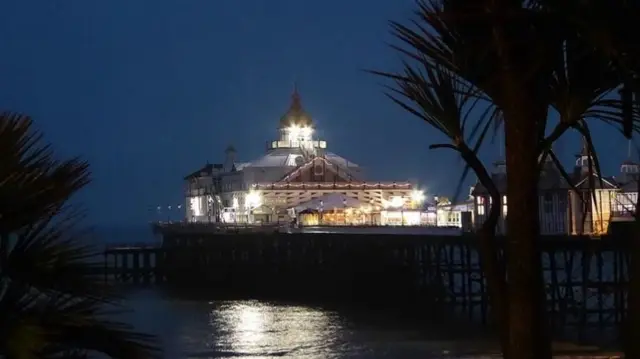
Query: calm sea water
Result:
<box><xmin>97</xmin><ymin>226</ymin><xmax>496</xmax><ymax>358</ymax></box>
<box><xmin>117</xmin><ymin>288</ymin><xmax>496</xmax><ymax>359</ymax></box>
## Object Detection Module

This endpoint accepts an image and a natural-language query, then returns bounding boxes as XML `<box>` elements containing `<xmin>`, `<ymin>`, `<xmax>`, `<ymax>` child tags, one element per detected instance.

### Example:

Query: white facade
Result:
<box><xmin>436</xmin><ymin>201</ymin><xmax>474</xmax><ymax>228</ymax></box>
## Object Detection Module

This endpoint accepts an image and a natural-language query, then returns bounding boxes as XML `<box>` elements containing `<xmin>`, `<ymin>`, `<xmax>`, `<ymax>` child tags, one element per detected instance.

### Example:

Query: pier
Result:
<box><xmin>104</xmin><ymin>232</ymin><xmax>630</xmax><ymax>343</ymax></box>
<box><xmin>104</xmin><ymin>244</ymin><xmax>166</xmax><ymax>284</ymax></box>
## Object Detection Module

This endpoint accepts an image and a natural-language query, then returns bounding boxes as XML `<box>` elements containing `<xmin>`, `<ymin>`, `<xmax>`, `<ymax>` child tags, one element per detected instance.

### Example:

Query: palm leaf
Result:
<box><xmin>0</xmin><ymin>113</ymin><xmax>160</xmax><ymax>358</ymax></box>
<box><xmin>0</xmin><ymin>113</ymin><xmax>90</xmax><ymax>234</ymax></box>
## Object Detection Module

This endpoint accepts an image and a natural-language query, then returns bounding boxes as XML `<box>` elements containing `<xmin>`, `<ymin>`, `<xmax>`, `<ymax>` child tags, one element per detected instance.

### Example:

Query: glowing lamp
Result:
<box><xmin>411</xmin><ymin>190</ymin><xmax>425</xmax><ymax>203</ymax></box>
<box><xmin>246</xmin><ymin>190</ymin><xmax>262</xmax><ymax>209</ymax></box>
<box><xmin>287</xmin><ymin>125</ymin><xmax>313</xmax><ymax>141</ymax></box>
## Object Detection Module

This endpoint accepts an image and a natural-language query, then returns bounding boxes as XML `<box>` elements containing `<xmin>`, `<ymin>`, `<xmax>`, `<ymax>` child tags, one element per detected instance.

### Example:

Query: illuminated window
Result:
<box><xmin>477</xmin><ymin>196</ymin><xmax>485</xmax><ymax>215</ymax></box>
<box><xmin>502</xmin><ymin>195</ymin><xmax>507</xmax><ymax>215</ymax></box>
<box><xmin>190</xmin><ymin>197</ymin><xmax>202</xmax><ymax>216</ymax></box>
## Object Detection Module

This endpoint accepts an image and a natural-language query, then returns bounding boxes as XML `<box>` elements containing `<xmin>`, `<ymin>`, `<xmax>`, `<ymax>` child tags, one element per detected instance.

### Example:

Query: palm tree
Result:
<box><xmin>372</xmin><ymin>1</ymin><xmax>640</xmax><ymax>358</ymax></box>
<box><xmin>0</xmin><ymin>113</ymin><xmax>160</xmax><ymax>358</ymax></box>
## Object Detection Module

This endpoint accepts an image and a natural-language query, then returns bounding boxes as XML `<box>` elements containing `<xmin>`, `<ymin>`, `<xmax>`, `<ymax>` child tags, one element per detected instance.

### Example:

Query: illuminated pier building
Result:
<box><xmin>184</xmin><ymin>89</ymin><xmax>423</xmax><ymax>225</ymax></box>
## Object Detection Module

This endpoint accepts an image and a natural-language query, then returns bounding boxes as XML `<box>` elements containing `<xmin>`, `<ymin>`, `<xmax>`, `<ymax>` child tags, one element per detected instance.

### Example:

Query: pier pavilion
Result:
<box><xmin>183</xmin><ymin>88</ymin><xmax>422</xmax><ymax>224</ymax></box>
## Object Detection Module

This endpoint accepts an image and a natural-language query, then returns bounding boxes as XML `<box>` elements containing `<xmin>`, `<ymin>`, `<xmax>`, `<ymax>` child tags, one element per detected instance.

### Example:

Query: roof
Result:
<box><xmin>235</xmin><ymin>148</ymin><xmax>358</xmax><ymax>169</ymax></box>
<box><xmin>183</xmin><ymin>147</ymin><xmax>363</xmax><ymax>186</ymax></box>
<box><xmin>472</xmin><ymin>164</ymin><xmax>617</xmax><ymax>195</ymax></box>
<box><xmin>235</xmin><ymin>148</ymin><xmax>306</xmax><ymax>170</ymax></box>
<box><xmin>184</xmin><ymin>163</ymin><xmax>223</xmax><ymax>180</ymax></box>
<box><xmin>279</xmin><ymin>155</ymin><xmax>361</xmax><ymax>182</ymax></box>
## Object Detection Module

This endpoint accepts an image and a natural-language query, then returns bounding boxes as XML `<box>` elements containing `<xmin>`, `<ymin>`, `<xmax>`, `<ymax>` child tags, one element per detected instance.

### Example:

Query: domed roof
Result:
<box><xmin>279</xmin><ymin>88</ymin><xmax>313</xmax><ymax>128</ymax></box>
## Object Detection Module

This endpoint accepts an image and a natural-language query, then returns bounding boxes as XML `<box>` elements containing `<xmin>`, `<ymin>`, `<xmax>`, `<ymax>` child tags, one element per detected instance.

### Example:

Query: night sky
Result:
<box><xmin>0</xmin><ymin>0</ymin><xmax>630</xmax><ymax>226</ymax></box>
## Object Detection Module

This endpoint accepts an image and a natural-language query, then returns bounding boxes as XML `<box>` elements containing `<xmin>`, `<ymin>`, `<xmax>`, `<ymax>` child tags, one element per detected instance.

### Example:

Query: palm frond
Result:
<box><xmin>0</xmin><ymin>113</ymin><xmax>90</xmax><ymax>234</ymax></box>
<box><xmin>4</xmin><ymin>209</ymin><xmax>117</xmax><ymax>302</ymax></box>
<box><xmin>0</xmin><ymin>112</ymin><xmax>160</xmax><ymax>358</ymax></box>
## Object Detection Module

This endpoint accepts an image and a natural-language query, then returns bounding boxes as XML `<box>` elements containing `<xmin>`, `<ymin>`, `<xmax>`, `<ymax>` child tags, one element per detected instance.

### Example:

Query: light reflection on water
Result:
<box><xmin>202</xmin><ymin>301</ymin><xmax>340</xmax><ymax>358</ymax></box>
<box><xmin>121</xmin><ymin>289</ymin><xmax>495</xmax><ymax>359</ymax></box>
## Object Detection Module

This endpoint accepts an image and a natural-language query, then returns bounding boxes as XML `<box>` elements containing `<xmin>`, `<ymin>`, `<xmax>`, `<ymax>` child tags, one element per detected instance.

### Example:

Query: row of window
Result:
<box><xmin>476</xmin><ymin>194</ymin><xmax>568</xmax><ymax>215</ymax></box>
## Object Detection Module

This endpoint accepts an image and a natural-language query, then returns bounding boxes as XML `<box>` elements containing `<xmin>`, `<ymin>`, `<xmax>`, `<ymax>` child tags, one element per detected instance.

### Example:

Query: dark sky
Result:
<box><xmin>0</xmin><ymin>0</ymin><xmax>630</xmax><ymax>226</ymax></box>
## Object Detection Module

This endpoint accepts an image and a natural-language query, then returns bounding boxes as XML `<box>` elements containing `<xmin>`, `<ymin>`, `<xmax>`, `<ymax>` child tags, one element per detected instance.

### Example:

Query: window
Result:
<box><xmin>543</xmin><ymin>193</ymin><xmax>553</xmax><ymax>213</ymax></box>
<box><xmin>502</xmin><ymin>195</ymin><xmax>508</xmax><ymax>216</ymax></box>
<box><xmin>477</xmin><ymin>196</ymin><xmax>485</xmax><ymax>215</ymax></box>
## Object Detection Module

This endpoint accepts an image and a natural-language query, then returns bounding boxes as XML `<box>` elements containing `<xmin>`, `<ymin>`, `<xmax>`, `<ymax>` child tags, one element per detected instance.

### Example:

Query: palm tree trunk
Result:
<box><xmin>503</xmin><ymin>102</ymin><xmax>551</xmax><ymax>359</ymax></box>
<box><xmin>461</xmin><ymin>147</ymin><xmax>509</xmax><ymax>352</ymax></box>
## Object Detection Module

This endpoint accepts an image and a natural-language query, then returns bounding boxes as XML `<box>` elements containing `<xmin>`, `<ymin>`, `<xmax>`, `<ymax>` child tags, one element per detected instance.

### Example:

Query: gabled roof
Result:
<box><xmin>278</xmin><ymin>155</ymin><xmax>360</xmax><ymax>183</ymax></box>
<box><xmin>573</xmin><ymin>174</ymin><xmax>617</xmax><ymax>190</ymax></box>
<box><xmin>472</xmin><ymin>166</ymin><xmax>619</xmax><ymax>195</ymax></box>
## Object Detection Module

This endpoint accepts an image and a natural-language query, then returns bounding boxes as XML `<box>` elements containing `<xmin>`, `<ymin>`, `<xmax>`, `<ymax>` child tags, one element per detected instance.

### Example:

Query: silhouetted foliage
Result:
<box><xmin>373</xmin><ymin>1</ymin><xmax>640</xmax><ymax>358</ymax></box>
<box><xmin>0</xmin><ymin>113</ymin><xmax>160</xmax><ymax>358</ymax></box>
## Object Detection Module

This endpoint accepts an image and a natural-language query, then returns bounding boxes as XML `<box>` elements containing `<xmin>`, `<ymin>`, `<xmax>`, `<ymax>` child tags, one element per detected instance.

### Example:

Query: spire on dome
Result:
<box><xmin>279</xmin><ymin>83</ymin><xmax>313</xmax><ymax>129</ymax></box>
<box><xmin>290</xmin><ymin>81</ymin><xmax>302</xmax><ymax>111</ymax></box>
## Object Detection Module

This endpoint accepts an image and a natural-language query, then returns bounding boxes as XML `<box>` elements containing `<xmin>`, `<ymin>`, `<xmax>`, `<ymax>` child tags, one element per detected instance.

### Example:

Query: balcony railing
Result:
<box><xmin>612</xmin><ymin>210</ymin><xmax>636</xmax><ymax>218</ymax></box>
<box><xmin>251</xmin><ymin>182</ymin><xmax>412</xmax><ymax>190</ymax></box>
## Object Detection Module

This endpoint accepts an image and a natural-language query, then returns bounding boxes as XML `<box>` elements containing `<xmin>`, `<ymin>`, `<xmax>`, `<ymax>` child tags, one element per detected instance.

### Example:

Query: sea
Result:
<box><xmin>97</xmin><ymin>226</ymin><xmax>498</xmax><ymax>359</ymax></box>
